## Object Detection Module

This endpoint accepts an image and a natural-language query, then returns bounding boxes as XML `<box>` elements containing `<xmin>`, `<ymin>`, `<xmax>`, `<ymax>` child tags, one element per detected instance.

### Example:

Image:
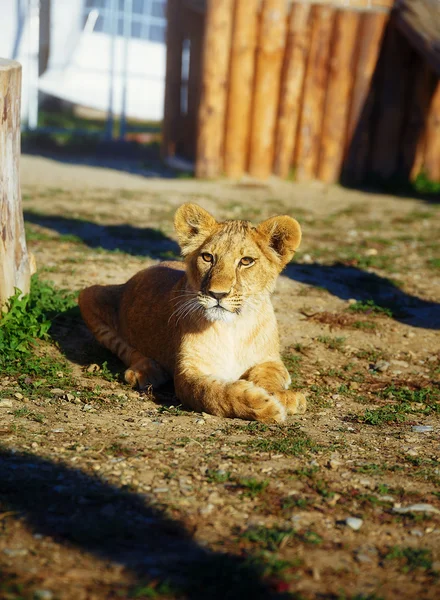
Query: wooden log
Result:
<box><xmin>371</xmin><ymin>24</ymin><xmax>414</xmax><ymax>180</ymax></box>
<box><xmin>343</xmin><ymin>12</ymin><xmax>388</xmax><ymax>184</ymax></box>
<box><xmin>0</xmin><ymin>59</ymin><xmax>31</xmax><ymax>309</ymax></box>
<box><xmin>318</xmin><ymin>9</ymin><xmax>360</xmax><ymax>184</ymax></box>
<box><xmin>401</xmin><ymin>59</ymin><xmax>437</xmax><ymax>179</ymax></box>
<box><xmin>195</xmin><ymin>0</ymin><xmax>233</xmax><ymax>179</ymax></box>
<box><xmin>248</xmin><ymin>0</ymin><xmax>287</xmax><ymax>180</ymax></box>
<box><xmin>424</xmin><ymin>81</ymin><xmax>440</xmax><ymax>181</ymax></box>
<box><xmin>162</xmin><ymin>0</ymin><xmax>184</xmax><ymax>159</ymax></box>
<box><xmin>223</xmin><ymin>0</ymin><xmax>259</xmax><ymax>179</ymax></box>
<box><xmin>295</xmin><ymin>5</ymin><xmax>335</xmax><ymax>182</ymax></box>
<box><xmin>345</xmin><ymin>11</ymin><xmax>388</xmax><ymax>151</ymax></box>
<box><xmin>273</xmin><ymin>3</ymin><xmax>311</xmax><ymax>179</ymax></box>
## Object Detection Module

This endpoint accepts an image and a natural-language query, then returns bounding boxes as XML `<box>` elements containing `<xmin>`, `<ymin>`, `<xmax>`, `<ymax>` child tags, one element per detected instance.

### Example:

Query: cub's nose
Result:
<box><xmin>208</xmin><ymin>290</ymin><xmax>229</xmax><ymax>300</ymax></box>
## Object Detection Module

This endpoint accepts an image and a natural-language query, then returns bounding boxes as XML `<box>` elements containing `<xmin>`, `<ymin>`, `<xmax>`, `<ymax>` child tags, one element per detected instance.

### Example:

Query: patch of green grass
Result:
<box><xmin>356</xmin><ymin>464</ymin><xmax>385</xmax><ymax>475</ymax></box>
<box><xmin>237</xmin><ymin>477</ymin><xmax>269</xmax><ymax>498</ymax></box>
<box><xmin>0</xmin><ymin>275</ymin><xmax>77</xmax><ymax>371</ymax></box>
<box><xmin>356</xmin><ymin>348</ymin><xmax>389</xmax><ymax>363</ymax></box>
<box><xmin>317</xmin><ymin>335</ymin><xmax>346</xmax><ymax>351</ymax></box>
<box><xmin>348</xmin><ymin>299</ymin><xmax>393</xmax><ymax>317</ymax></box>
<box><xmin>413</xmin><ymin>172</ymin><xmax>440</xmax><ymax>195</ymax></box>
<box><xmin>282</xmin><ymin>496</ymin><xmax>309</xmax><ymax>510</ymax></box>
<box><xmin>244</xmin><ymin>424</ymin><xmax>320</xmax><ymax>457</ymax></box>
<box><xmin>384</xmin><ymin>546</ymin><xmax>433</xmax><ymax>573</ymax></box>
<box><xmin>428</xmin><ymin>258</ymin><xmax>440</xmax><ymax>269</ymax></box>
<box><xmin>240</xmin><ymin>526</ymin><xmax>293</xmax><ymax>551</ymax></box>
<box><xmin>13</xmin><ymin>407</ymin><xmax>45</xmax><ymax>423</ymax></box>
<box><xmin>353</xmin><ymin>320</ymin><xmax>377</xmax><ymax>331</ymax></box>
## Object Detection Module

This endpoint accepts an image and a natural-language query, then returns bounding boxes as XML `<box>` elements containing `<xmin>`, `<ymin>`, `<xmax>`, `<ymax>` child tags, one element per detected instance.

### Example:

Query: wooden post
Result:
<box><xmin>273</xmin><ymin>3</ymin><xmax>311</xmax><ymax>179</ymax></box>
<box><xmin>345</xmin><ymin>12</ymin><xmax>388</xmax><ymax>152</ymax></box>
<box><xmin>295</xmin><ymin>5</ymin><xmax>335</xmax><ymax>182</ymax></box>
<box><xmin>0</xmin><ymin>59</ymin><xmax>31</xmax><ymax>309</ymax></box>
<box><xmin>424</xmin><ymin>82</ymin><xmax>440</xmax><ymax>181</ymax></box>
<box><xmin>343</xmin><ymin>12</ymin><xmax>388</xmax><ymax>184</ymax></box>
<box><xmin>248</xmin><ymin>0</ymin><xmax>287</xmax><ymax>180</ymax></box>
<box><xmin>223</xmin><ymin>0</ymin><xmax>259</xmax><ymax>179</ymax></box>
<box><xmin>318</xmin><ymin>9</ymin><xmax>360</xmax><ymax>183</ymax></box>
<box><xmin>195</xmin><ymin>0</ymin><xmax>233</xmax><ymax>179</ymax></box>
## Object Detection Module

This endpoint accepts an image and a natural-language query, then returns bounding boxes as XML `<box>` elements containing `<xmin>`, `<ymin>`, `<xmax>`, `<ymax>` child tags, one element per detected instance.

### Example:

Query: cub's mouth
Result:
<box><xmin>204</xmin><ymin>304</ymin><xmax>236</xmax><ymax>323</ymax></box>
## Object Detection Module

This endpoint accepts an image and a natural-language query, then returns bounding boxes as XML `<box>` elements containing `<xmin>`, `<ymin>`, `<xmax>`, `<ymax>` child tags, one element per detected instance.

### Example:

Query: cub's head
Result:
<box><xmin>174</xmin><ymin>203</ymin><xmax>301</xmax><ymax>323</ymax></box>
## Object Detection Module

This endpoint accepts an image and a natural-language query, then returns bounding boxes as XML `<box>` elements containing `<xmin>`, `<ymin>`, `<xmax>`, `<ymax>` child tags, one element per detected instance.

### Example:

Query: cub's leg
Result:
<box><xmin>78</xmin><ymin>285</ymin><xmax>169</xmax><ymax>390</ymax></box>
<box><xmin>174</xmin><ymin>370</ymin><xmax>287</xmax><ymax>423</ymax></box>
<box><xmin>241</xmin><ymin>361</ymin><xmax>307</xmax><ymax>415</ymax></box>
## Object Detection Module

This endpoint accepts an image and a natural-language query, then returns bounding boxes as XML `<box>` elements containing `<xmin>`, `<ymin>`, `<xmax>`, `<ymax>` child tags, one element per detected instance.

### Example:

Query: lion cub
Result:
<box><xmin>79</xmin><ymin>203</ymin><xmax>306</xmax><ymax>423</ymax></box>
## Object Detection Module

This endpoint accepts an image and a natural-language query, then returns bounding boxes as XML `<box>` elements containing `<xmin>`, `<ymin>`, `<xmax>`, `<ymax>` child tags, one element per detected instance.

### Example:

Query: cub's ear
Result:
<box><xmin>257</xmin><ymin>215</ymin><xmax>302</xmax><ymax>268</ymax></box>
<box><xmin>174</xmin><ymin>203</ymin><xmax>217</xmax><ymax>255</ymax></box>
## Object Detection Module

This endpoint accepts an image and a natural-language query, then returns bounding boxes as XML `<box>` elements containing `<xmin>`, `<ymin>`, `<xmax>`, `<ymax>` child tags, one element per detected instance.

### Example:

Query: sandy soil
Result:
<box><xmin>1</xmin><ymin>154</ymin><xmax>439</xmax><ymax>600</ymax></box>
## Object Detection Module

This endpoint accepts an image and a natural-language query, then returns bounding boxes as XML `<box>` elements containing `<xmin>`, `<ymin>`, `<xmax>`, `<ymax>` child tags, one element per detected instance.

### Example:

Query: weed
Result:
<box><xmin>356</xmin><ymin>464</ymin><xmax>385</xmax><ymax>475</ymax></box>
<box><xmin>245</xmin><ymin>424</ymin><xmax>320</xmax><ymax>457</ymax></box>
<box><xmin>361</xmin><ymin>385</ymin><xmax>440</xmax><ymax>425</ymax></box>
<box><xmin>282</xmin><ymin>496</ymin><xmax>309</xmax><ymax>510</ymax></box>
<box><xmin>428</xmin><ymin>258</ymin><xmax>440</xmax><ymax>269</ymax></box>
<box><xmin>206</xmin><ymin>469</ymin><xmax>231</xmax><ymax>484</ymax></box>
<box><xmin>384</xmin><ymin>546</ymin><xmax>433</xmax><ymax>573</ymax></box>
<box><xmin>317</xmin><ymin>336</ymin><xmax>346</xmax><ymax>351</ymax></box>
<box><xmin>0</xmin><ymin>275</ymin><xmax>77</xmax><ymax>374</ymax></box>
<box><xmin>238</xmin><ymin>477</ymin><xmax>269</xmax><ymax>498</ymax></box>
<box><xmin>240</xmin><ymin>526</ymin><xmax>293</xmax><ymax>551</ymax></box>
<box><xmin>413</xmin><ymin>172</ymin><xmax>440</xmax><ymax>195</ymax></box>
<box><xmin>348</xmin><ymin>299</ymin><xmax>393</xmax><ymax>317</ymax></box>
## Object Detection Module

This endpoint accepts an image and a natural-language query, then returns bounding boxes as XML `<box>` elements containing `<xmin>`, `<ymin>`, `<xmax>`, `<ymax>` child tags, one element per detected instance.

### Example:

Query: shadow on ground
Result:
<box><xmin>286</xmin><ymin>262</ymin><xmax>440</xmax><ymax>330</ymax></box>
<box><xmin>24</xmin><ymin>211</ymin><xmax>180</xmax><ymax>258</ymax></box>
<box><xmin>0</xmin><ymin>449</ymin><xmax>289</xmax><ymax>599</ymax></box>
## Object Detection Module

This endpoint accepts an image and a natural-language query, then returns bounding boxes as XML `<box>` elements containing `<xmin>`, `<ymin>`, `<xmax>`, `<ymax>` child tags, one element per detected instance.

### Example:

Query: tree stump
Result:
<box><xmin>0</xmin><ymin>59</ymin><xmax>31</xmax><ymax>309</ymax></box>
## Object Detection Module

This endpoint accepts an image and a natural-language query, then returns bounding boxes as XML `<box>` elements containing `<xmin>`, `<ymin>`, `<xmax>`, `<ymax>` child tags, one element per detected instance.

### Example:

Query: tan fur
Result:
<box><xmin>78</xmin><ymin>203</ymin><xmax>306</xmax><ymax>423</ymax></box>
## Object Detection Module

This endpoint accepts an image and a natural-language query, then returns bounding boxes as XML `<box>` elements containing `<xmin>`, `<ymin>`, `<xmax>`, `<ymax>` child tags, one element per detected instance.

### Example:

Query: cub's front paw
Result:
<box><xmin>276</xmin><ymin>390</ymin><xmax>307</xmax><ymax>415</ymax></box>
<box><xmin>231</xmin><ymin>380</ymin><xmax>287</xmax><ymax>423</ymax></box>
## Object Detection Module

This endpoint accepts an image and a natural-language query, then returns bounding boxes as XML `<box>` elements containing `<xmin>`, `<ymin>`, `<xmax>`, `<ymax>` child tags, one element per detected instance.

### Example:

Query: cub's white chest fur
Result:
<box><xmin>183</xmin><ymin>302</ymin><xmax>277</xmax><ymax>381</ymax></box>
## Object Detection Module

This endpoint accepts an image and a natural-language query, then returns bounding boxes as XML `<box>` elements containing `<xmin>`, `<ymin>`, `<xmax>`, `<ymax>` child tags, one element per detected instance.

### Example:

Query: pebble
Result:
<box><xmin>87</xmin><ymin>364</ymin><xmax>100</xmax><ymax>373</ymax></box>
<box><xmin>34</xmin><ymin>590</ymin><xmax>54</xmax><ymax>600</ymax></box>
<box><xmin>199</xmin><ymin>503</ymin><xmax>215</xmax><ymax>516</ymax></box>
<box><xmin>3</xmin><ymin>548</ymin><xmax>29</xmax><ymax>557</ymax></box>
<box><xmin>0</xmin><ymin>399</ymin><xmax>13</xmax><ymax>408</ymax></box>
<box><xmin>390</xmin><ymin>359</ymin><xmax>409</xmax><ymax>368</ymax></box>
<box><xmin>412</xmin><ymin>425</ymin><xmax>433</xmax><ymax>433</ymax></box>
<box><xmin>345</xmin><ymin>517</ymin><xmax>363</xmax><ymax>531</ymax></box>
<box><xmin>410</xmin><ymin>529</ymin><xmax>424</xmax><ymax>537</ymax></box>
<box><xmin>14</xmin><ymin>392</ymin><xmax>24</xmax><ymax>400</ymax></box>
<box><xmin>50</xmin><ymin>388</ymin><xmax>65</xmax><ymax>397</ymax></box>
<box><xmin>153</xmin><ymin>487</ymin><xmax>169</xmax><ymax>494</ymax></box>
<box><xmin>355</xmin><ymin>545</ymin><xmax>378</xmax><ymax>564</ymax></box>
<box><xmin>393</xmin><ymin>503</ymin><xmax>440</xmax><ymax>515</ymax></box>
<box><xmin>66</xmin><ymin>393</ymin><xmax>75</xmax><ymax>402</ymax></box>
<box><xmin>195</xmin><ymin>418</ymin><xmax>205</xmax><ymax>425</ymax></box>
<box><xmin>373</xmin><ymin>360</ymin><xmax>390</xmax><ymax>373</ymax></box>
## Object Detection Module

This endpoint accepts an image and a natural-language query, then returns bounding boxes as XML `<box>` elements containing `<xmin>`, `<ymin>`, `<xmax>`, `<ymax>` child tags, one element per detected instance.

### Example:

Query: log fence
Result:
<box><xmin>163</xmin><ymin>0</ymin><xmax>440</xmax><ymax>184</ymax></box>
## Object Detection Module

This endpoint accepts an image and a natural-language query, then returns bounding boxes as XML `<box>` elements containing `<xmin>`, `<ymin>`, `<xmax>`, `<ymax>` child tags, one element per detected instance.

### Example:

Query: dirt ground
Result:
<box><xmin>1</xmin><ymin>155</ymin><xmax>440</xmax><ymax>600</ymax></box>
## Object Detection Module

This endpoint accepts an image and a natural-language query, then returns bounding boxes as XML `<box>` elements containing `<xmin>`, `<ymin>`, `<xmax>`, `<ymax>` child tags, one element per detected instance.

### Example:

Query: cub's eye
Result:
<box><xmin>201</xmin><ymin>252</ymin><xmax>214</xmax><ymax>263</ymax></box>
<box><xmin>240</xmin><ymin>257</ymin><xmax>255</xmax><ymax>267</ymax></box>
